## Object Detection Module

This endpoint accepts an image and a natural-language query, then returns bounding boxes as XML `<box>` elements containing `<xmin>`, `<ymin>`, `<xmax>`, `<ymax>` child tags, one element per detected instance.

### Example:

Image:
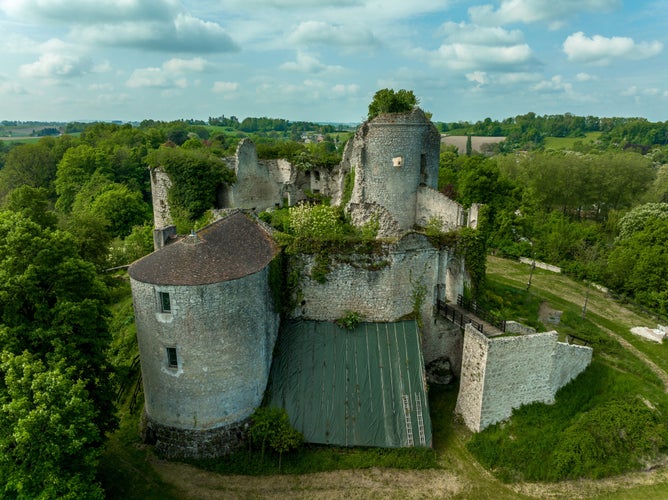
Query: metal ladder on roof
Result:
<box><xmin>402</xmin><ymin>394</ymin><xmax>414</xmax><ymax>447</ymax></box>
<box><xmin>415</xmin><ymin>393</ymin><xmax>426</xmax><ymax>446</ymax></box>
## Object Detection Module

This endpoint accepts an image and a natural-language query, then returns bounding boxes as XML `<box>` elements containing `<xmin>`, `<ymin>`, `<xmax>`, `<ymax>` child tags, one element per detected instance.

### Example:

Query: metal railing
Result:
<box><xmin>457</xmin><ymin>295</ymin><xmax>507</xmax><ymax>333</ymax></box>
<box><xmin>436</xmin><ymin>300</ymin><xmax>483</xmax><ymax>333</ymax></box>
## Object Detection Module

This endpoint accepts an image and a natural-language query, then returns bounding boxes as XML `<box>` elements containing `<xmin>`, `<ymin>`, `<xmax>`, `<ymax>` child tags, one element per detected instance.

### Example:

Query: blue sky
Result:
<box><xmin>1</xmin><ymin>0</ymin><xmax>667</xmax><ymax>123</ymax></box>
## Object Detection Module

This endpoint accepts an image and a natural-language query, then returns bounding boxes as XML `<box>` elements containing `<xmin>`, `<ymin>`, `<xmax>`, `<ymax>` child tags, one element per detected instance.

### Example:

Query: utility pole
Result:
<box><xmin>582</xmin><ymin>281</ymin><xmax>590</xmax><ymax>319</ymax></box>
<box><xmin>526</xmin><ymin>241</ymin><xmax>535</xmax><ymax>291</ymax></box>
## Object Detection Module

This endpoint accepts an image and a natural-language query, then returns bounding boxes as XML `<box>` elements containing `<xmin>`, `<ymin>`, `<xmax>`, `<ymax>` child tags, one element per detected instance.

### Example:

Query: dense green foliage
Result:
<box><xmin>148</xmin><ymin>144</ymin><xmax>234</xmax><ymax>221</ymax></box>
<box><xmin>439</xmin><ymin>140</ymin><xmax>667</xmax><ymax>315</ymax></box>
<box><xmin>0</xmin><ymin>212</ymin><xmax>116</xmax><ymax>498</ymax></box>
<box><xmin>367</xmin><ymin>88</ymin><xmax>418</xmax><ymax>119</ymax></box>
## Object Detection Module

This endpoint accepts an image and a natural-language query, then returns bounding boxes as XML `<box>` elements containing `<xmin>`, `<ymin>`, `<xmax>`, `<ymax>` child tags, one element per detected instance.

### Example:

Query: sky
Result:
<box><xmin>1</xmin><ymin>0</ymin><xmax>667</xmax><ymax>124</ymax></box>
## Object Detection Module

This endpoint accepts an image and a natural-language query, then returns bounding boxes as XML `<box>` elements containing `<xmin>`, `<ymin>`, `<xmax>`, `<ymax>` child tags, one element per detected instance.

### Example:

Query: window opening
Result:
<box><xmin>167</xmin><ymin>347</ymin><xmax>178</xmax><ymax>368</ymax></box>
<box><xmin>159</xmin><ymin>291</ymin><xmax>171</xmax><ymax>313</ymax></box>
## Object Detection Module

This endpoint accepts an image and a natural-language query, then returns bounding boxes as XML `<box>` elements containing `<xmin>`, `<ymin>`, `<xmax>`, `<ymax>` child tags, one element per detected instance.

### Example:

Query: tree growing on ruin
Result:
<box><xmin>367</xmin><ymin>89</ymin><xmax>418</xmax><ymax>119</ymax></box>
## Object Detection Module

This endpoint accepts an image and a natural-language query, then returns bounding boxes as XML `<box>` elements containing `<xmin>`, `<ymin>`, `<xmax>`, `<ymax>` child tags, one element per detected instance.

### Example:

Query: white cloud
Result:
<box><xmin>331</xmin><ymin>83</ymin><xmax>360</xmax><ymax>96</ymax></box>
<box><xmin>575</xmin><ymin>72</ymin><xmax>597</xmax><ymax>82</ymax></box>
<box><xmin>71</xmin><ymin>14</ymin><xmax>237</xmax><ymax>53</ymax></box>
<box><xmin>0</xmin><ymin>0</ymin><xmax>177</xmax><ymax>23</ymax></box>
<box><xmin>530</xmin><ymin>74</ymin><xmax>593</xmax><ymax>101</ymax></box>
<box><xmin>212</xmin><ymin>81</ymin><xmax>239</xmax><ymax>93</ymax></box>
<box><xmin>19</xmin><ymin>53</ymin><xmax>93</xmax><ymax>79</ymax></box>
<box><xmin>288</xmin><ymin>20</ymin><xmax>378</xmax><ymax>47</ymax></box>
<box><xmin>126</xmin><ymin>67</ymin><xmax>170</xmax><ymax>89</ymax></box>
<box><xmin>280</xmin><ymin>52</ymin><xmax>344</xmax><ymax>74</ymax></box>
<box><xmin>163</xmin><ymin>57</ymin><xmax>210</xmax><ymax>74</ymax></box>
<box><xmin>126</xmin><ymin>57</ymin><xmax>209</xmax><ymax>89</ymax></box>
<box><xmin>1</xmin><ymin>0</ymin><xmax>237</xmax><ymax>53</ymax></box>
<box><xmin>563</xmin><ymin>32</ymin><xmax>663</xmax><ymax>65</ymax></box>
<box><xmin>465</xmin><ymin>70</ymin><xmax>541</xmax><ymax>87</ymax></box>
<box><xmin>426</xmin><ymin>23</ymin><xmax>536</xmax><ymax>72</ymax></box>
<box><xmin>470</xmin><ymin>0</ymin><xmax>620</xmax><ymax>27</ymax></box>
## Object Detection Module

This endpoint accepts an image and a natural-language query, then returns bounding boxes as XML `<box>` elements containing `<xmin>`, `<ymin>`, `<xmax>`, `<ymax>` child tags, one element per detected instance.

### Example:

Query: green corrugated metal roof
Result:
<box><xmin>267</xmin><ymin>320</ymin><xmax>432</xmax><ymax>448</ymax></box>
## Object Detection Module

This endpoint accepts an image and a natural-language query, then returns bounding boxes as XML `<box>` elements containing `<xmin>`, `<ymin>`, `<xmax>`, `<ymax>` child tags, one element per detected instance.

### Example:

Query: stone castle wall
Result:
<box><xmin>131</xmin><ymin>267</ymin><xmax>279</xmax><ymax>434</ymax></box>
<box><xmin>142</xmin><ymin>414</ymin><xmax>249</xmax><ymax>459</ymax></box>
<box><xmin>150</xmin><ymin>168</ymin><xmax>173</xmax><ymax>228</ymax></box>
<box><xmin>416</xmin><ymin>186</ymin><xmax>466</xmax><ymax>231</ymax></box>
<box><xmin>455</xmin><ymin>326</ymin><xmax>593</xmax><ymax>432</ymax></box>
<box><xmin>291</xmin><ymin>233</ymin><xmax>463</xmax><ymax>322</ymax></box>
<box><xmin>344</xmin><ymin>109</ymin><xmax>441</xmax><ymax>236</ymax></box>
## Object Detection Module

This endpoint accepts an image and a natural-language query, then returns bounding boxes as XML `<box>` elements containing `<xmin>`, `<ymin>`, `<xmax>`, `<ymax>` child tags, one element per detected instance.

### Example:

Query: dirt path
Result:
<box><xmin>149</xmin><ymin>452</ymin><xmax>668</xmax><ymax>499</ymax></box>
<box><xmin>597</xmin><ymin>324</ymin><xmax>668</xmax><ymax>393</ymax></box>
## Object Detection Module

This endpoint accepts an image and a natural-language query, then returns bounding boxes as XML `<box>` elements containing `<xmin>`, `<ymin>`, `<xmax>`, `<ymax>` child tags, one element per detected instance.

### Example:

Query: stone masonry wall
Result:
<box><xmin>292</xmin><ymin>234</ymin><xmax>439</xmax><ymax>322</ymax></box>
<box><xmin>345</xmin><ymin>109</ymin><xmax>441</xmax><ymax>236</ymax></box>
<box><xmin>454</xmin><ymin>326</ymin><xmax>488</xmax><ymax>431</ymax></box>
<box><xmin>131</xmin><ymin>267</ymin><xmax>279</xmax><ymax>433</ymax></box>
<box><xmin>142</xmin><ymin>413</ymin><xmax>249</xmax><ymax>459</ymax></box>
<box><xmin>455</xmin><ymin>325</ymin><xmax>593</xmax><ymax>432</ymax></box>
<box><xmin>150</xmin><ymin>168</ymin><xmax>173</xmax><ymax>228</ymax></box>
<box><xmin>551</xmin><ymin>342</ymin><xmax>593</xmax><ymax>390</ymax></box>
<box><xmin>416</xmin><ymin>186</ymin><xmax>466</xmax><ymax>231</ymax></box>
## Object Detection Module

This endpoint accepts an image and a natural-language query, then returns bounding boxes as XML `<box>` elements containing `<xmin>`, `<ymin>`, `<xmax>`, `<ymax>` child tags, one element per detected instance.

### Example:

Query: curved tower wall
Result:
<box><xmin>348</xmin><ymin>110</ymin><xmax>441</xmax><ymax>233</ymax></box>
<box><xmin>131</xmin><ymin>267</ymin><xmax>279</xmax><ymax>455</ymax></box>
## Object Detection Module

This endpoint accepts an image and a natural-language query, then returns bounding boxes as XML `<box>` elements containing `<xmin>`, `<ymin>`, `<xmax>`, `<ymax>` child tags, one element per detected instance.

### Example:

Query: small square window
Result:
<box><xmin>166</xmin><ymin>347</ymin><xmax>178</xmax><ymax>368</ymax></box>
<box><xmin>159</xmin><ymin>291</ymin><xmax>171</xmax><ymax>313</ymax></box>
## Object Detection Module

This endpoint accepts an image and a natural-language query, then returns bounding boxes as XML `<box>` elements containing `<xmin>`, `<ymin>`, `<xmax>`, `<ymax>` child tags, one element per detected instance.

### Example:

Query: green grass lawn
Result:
<box><xmin>544</xmin><ymin>131</ymin><xmax>602</xmax><ymax>149</ymax></box>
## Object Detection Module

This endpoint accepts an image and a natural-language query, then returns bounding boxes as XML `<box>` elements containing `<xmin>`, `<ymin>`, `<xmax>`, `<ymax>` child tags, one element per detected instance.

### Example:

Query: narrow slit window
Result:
<box><xmin>159</xmin><ymin>291</ymin><xmax>171</xmax><ymax>313</ymax></box>
<box><xmin>166</xmin><ymin>347</ymin><xmax>178</xmax><ymax>368</ymax></box>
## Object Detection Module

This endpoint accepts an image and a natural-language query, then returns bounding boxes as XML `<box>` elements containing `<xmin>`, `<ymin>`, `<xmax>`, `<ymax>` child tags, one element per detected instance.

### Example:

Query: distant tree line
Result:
<box><xmin>436</xmin><ymin>113</ymin><xmax>668</xmax><ymax>151</ymax></box>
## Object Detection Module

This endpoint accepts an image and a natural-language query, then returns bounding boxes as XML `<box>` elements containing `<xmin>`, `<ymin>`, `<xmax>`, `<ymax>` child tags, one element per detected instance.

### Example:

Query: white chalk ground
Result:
<box><xmin>630</xmin><ymin>325</ymin><xmax>667</xmax><ymax>343</ymax></box>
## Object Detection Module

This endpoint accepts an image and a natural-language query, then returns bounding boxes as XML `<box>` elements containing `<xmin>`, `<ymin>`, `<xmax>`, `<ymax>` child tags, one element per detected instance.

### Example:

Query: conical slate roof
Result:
<box><xmin>129</xmin><ymin>212</ymin><xmax>278</xmax><ymax>286</ymax></box>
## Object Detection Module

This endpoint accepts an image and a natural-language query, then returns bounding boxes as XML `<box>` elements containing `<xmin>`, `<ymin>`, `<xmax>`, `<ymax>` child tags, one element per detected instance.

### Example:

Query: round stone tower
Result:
<box><xmin>342</xmin><ymin>107</ymin><xmax>441</xmax><ymax>236</ymax></box>
<box><xmin>128</xmin><ymin>212</ymin><xmax>280</xmax><ymax>458</ymax></box>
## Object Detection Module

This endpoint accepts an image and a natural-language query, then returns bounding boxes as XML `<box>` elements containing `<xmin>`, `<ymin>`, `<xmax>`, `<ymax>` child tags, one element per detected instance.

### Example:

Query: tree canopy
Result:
<box><xmin>367</xmin><ymin>89</ymin><xmax>419</xmax><ymax>120</ymax></box>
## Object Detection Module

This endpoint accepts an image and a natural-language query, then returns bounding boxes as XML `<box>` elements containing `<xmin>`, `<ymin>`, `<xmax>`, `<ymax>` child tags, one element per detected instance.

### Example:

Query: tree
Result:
<box><xmin>4</xmin><ymin>185</ymin><xmax>58</xmax><ymax>229</ymax></box>
<box><xmin>367</xmin><ymin>89</ymin><xmax>418</xmax><ymax>120</ymax></box>
<box><xmin>55</xmin><ymin>144</ymin><xmax>110</xmax><ymax>213</ymax></box>
<box><xmin>0</xmin><ymin>211</ymin><xmax>116</xmax><ymax>497</ymax></box>
<box><xmin>0</xmin><ymin>141</ymin><xmax>58</xmax><ymax>201</ymax></box>
<box><xmin>607</xmin><ymin>216</ymin><xmax>668</xmax><ymax>315</ymax></box>
<box><xmin>0</xmin><ymin>212</ymin><xmax>116</xmax><ymax>432</ymax></box>
<box><xmin>0</xmin><ymin>351</ymin><xmax>105</xmax><ymax>499</ymax></box>
<box><xmin>87</xmin><ymin>183</ymin><xmax>151</xmax><ymax>238</ymax></box>
<box><xmin>249</xmin><ymin>407</ymin><xmax>303</xmax><ymax>471</ymax></box>
<box><xmin>148</xmin><ymin>145</ymin><xmax>235</xmax><ymax>221</ymax></box>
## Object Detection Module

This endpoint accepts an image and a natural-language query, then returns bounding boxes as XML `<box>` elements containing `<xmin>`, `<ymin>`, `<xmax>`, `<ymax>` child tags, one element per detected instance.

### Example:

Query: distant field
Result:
<box><xmin>544</xmin><ymin>132</ymin><xmax>602</xmax><ymax>149</ymax></box>
<box><xmin>441</xmin><ymin>135</ymin><xmax>506</xmax><ymax>153</ymax></box>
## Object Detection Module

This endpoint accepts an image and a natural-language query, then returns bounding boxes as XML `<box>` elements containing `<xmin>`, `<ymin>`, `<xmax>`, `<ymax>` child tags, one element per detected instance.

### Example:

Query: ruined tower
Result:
<box><xmin>128</xmin><ymin>212</ymin><xmax>280</xmax><ymax>458</ymax></box>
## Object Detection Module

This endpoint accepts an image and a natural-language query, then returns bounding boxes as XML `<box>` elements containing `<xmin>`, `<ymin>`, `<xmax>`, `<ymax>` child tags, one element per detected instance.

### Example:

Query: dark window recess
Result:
<box><xmin>314</xmin><ymin>171</ymin><xmax>321</xmax><ymax>181</ymax></box>
<box><xmin>167</xmin><ymin>347</ymin><xmax>178</xmax><ymax>368</ymax></box>
<box><xmin>159</xmin><ymin>291</ymin><xmax>171</xmax><ymax>313</ymax></box>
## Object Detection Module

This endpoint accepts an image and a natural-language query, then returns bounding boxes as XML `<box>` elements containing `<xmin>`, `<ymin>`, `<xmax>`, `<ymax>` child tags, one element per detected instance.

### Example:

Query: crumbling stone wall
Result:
<box><xmin>342</xmin><ymin>109</ymin><xmax>442</xmax><ymax>237</ymax></box>
<box><xmin>455</xmin><ymin>325</ymin><xmax>593</xmax><ymax>432</ymax></box>
<box><xmin>291</xmin><ymin>233</ymin><xmax>464</xmax><ymax>322</ymax></box>
<box><xmin>150</xmin><ymin>168</ymin><xmax>173</xmax><ymax>228</ymax></box>
<box><xmin>416</xmin><ymin>186</ymin><xmax>466</xmax><ymax>230</ymax></box>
